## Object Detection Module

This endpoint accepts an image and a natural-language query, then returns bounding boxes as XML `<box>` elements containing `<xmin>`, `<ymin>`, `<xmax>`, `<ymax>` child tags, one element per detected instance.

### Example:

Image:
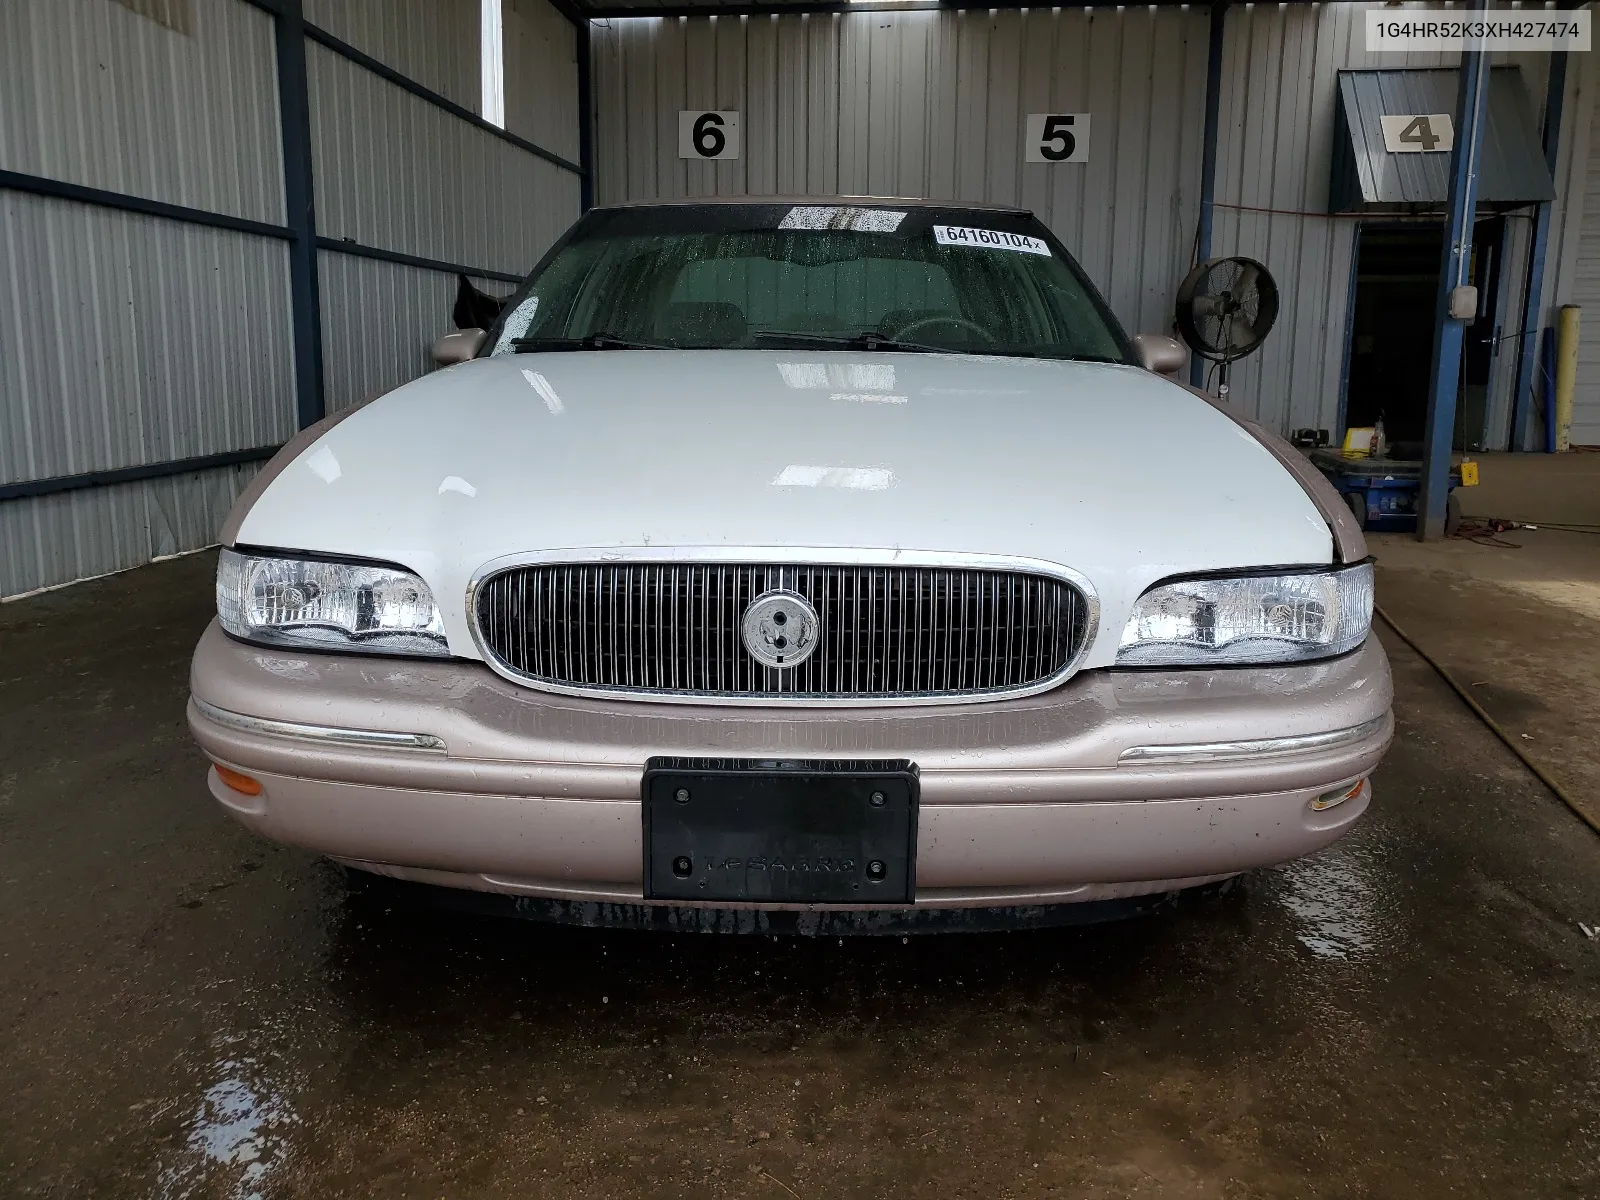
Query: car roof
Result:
<box><xmin>591</xmin><ymin>195</ymin><xmax>1034</xmax><ymax>216</ymax></box>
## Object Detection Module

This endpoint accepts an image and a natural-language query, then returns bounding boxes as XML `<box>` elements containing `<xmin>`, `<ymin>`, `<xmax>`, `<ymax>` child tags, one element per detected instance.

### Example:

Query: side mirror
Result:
<box><xmin>1133</xmin><ymin>333</ymin><xmax>1187</xmax><ymax>375</ymax></box>
<box><xmin>432</xmin><ymin>328</ymin><xmax>486</xmax><ymax>366</ymax></box>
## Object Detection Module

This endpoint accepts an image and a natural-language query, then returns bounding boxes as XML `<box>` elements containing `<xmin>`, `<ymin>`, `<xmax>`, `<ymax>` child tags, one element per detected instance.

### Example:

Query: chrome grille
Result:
<box><xmin>473</xmin><ymin>561</ymin><xmax>1090</xmax><ymax>701</ymax></box>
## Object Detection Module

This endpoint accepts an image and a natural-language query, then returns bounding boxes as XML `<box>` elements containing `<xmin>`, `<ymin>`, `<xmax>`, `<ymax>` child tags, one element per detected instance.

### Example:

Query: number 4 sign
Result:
<box><xmin>1025</xmin><ymin>114</ymin><xmax>1091</xmax><ymax>164</ymax></box>
<box><xmin>678</xmin><ymin>111</ymin><xmax>741</xmax><ymax>160</ymax></box>
<box><xmin>1380</xmin><ymin>113</ymin><xmax>1454</xmax><ymax>154</ymax></box>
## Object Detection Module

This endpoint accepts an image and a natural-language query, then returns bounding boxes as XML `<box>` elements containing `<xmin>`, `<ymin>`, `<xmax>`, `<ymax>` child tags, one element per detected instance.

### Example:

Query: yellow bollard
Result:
<box><xmin>1555</xmin><ymin>304</ymin><xmax>1580</xmax><ymax>453</ymax></box>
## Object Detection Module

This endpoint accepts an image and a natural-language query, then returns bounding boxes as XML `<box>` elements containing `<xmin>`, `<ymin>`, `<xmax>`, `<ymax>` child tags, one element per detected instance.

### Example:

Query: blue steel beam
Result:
<box><xmin>0</xmin><ymin>168</ymin><xmax>525</xmax><ymax>286</ymax></box>
<box><xmin>1418</xmin><ymin>13</ymin><xmax>1491</xmax><ymax>541</ymax></box>
<box><xmin>1190</xmin><ymin>0</ymin><xmax>1229</xmax><ymax>389</ymax></box>
<box><xmin>273</xmin><ymin>0</ymin><xmax>326</xmax><ymax>431</ymax></box>
<box><xmin>0</xmin><ymin>447</ymin><xmax>283</xmax><ymax>504</ymax></box>
<box><xmin>576</xmin><ymin>18</ymin><xmax>595</xmax><ymax>212</ymax></box>
<box><xmin>1509</xmin><ymin>51</ymin><xmax>1568</xmax><ymax>450</ymax></box>
<box><xmin>0</xmin><ymin>170</ymin><xmax>292</xmax><ymax>240</ymax></box>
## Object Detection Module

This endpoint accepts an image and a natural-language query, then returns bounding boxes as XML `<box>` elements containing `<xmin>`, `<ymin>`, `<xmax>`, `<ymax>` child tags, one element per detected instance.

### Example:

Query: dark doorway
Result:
<box><xmin>1344</xmin><ymin>218</ymin><xmax>1505</xmax><ymax>455</ymax></box>
<box><xmin>1459</xmin><ymin>217</ymin><xmax>1507</xmax><ymax>450</ymax></box>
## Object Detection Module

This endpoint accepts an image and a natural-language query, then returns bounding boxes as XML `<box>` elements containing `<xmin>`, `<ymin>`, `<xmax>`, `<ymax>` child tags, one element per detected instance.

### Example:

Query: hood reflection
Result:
<box><xmin>303</xmin><ymin>445</ymin><xmax>341</xmax><ymax>484</ymax></box>
<box><xmin>521</xmin><ymin>368</ymin><xmax>565</xmax><ymax>413</ymax></box>
<box><xmin>777</xmin><ymin>361</ymin><xmax>897</xmax><ymax>392</ymax></box>
<box><xmin>772</xmin><ymin>464</ymin><xmax>895</xmax><ymax>491</ymax></box>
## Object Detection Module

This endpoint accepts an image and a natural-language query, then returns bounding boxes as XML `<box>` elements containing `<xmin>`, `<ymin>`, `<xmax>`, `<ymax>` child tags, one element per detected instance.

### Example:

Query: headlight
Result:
<box><xmin>1116</xmin><ymin>562</ymin><xmax>1373</xmax><ymax>667</ymax></box>
<box><xmin>217</xmin><ymin>549</ymin><xmax>450</xmax><ymax>657</ymax></box>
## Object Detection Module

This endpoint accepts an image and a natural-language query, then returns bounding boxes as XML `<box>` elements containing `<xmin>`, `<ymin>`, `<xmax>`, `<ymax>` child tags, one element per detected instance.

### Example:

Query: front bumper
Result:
<box><xmin>188</xmin><ymin>622</ymin><xmax>1393</xmax><ymax>909</ymax></box>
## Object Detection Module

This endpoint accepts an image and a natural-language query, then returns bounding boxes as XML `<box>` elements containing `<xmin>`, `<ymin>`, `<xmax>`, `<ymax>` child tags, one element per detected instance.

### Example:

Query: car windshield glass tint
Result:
<box><xmin>489</xmin><ymin>204</ymin><xmax>1131</xmax><ymax>362</ymax></box>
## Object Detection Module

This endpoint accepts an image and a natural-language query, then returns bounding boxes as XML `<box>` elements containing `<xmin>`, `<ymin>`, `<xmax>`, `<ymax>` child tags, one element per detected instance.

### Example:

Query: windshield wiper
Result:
<box><xmin>747</xmin><ymin>330</ymin><xmax>1116</xmax><ymax>360</ymax></box>
<box><xmin>512</xmin><ymin>333</ymin><xmax>672</xmax><ymax>351</ymax></box>
<box><xmin>748</xmin><ymin>329</ymin><xmax>953</xmax><ymax>354</ymax></box>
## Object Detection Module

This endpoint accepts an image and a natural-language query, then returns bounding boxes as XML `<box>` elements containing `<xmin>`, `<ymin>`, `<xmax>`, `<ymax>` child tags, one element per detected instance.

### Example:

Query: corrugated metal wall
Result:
<box><xmin>309</xmin><ymin>4</ymin><xmax>581</xmax><ymax>415</ymax></box>
<box><xmin>0</xmin><ymin>0</ymin><xmax>283</xmax><ymax>221</ymax></box>
<box><xmin>506</xmin><ymin>0</ymin><xmax>582</xmax><ymax>161</ymax></box>
<box><xmin>1552</xmin><ymin>48</ymin><xmax>1600</xmax><ymax>446</ymax></box>
<box><xmin>1466</xmin><ymin>41</ymin><xmax>1591</xmax><ymax>450</ymax></box>
<box><xmin>308</xmin><ymin>42</ymin><xmax>577</xmax><ymax>274</ymax></box>
<box><xmin>0</xmin><ymin>0</ymin><xmax>290</xmax><ymax>598</ymax></box>
<box><xmin>0</xmin><ymin>192</ymin><xmax>296</xmax><ymax>483</ymax></box>
<box><xmin>303</xmin><ymin>0</ymin><xmax>481</xmax><ymax>111</ymax></box>
<box><xmin>1</xmin><ymin>0</ymin><xmax>583</xmax><ymax>598</ymax></box>
<box><xmin>1</xmin><ymin>466</ymin><xmax>263</xmax><ymax>605</ymax></box>
<box><xmin>592</xmin><ymin>7</ymin><xmax>1208</xmax><ymax>344</ymax></box>
<box><xmin>318</xmin><ymin>256</ymin><xmax>517</xmax><ymax>413</ymax></box>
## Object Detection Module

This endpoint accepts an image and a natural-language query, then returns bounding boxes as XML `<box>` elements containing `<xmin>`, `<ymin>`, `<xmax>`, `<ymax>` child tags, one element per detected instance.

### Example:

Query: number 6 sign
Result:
<box><xmin>678</xmin><ymin>111</ymin><xmax>741</xmax><ymax>160</ymax></box>
<box><xmin>1025</xmin><ymin>113</ymin><xmax>1091</xmax><ymax>164</ymax></box>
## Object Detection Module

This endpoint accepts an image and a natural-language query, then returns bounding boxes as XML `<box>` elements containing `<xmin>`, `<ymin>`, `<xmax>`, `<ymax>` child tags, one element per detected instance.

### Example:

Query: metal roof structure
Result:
<box><xmin>1330</xmin><ymin>67</ymin><xmax>1556</xmax><ymax>215</ymax></box>
<box><xmin>595</xmin><ymin>195</ymin><xmax>1032</xmax><ymax>212</ymax></box>
<box><xmin>568</xmin><ymin>0</ymin><xmax>1223</xmax><ymax>17</ymax></box>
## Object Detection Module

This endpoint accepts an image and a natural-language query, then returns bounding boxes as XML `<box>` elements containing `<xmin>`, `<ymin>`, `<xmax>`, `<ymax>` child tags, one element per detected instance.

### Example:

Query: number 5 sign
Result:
<box><xmin>1025</xmin><ymin>114</ymin><xmax>1091</xmax><ymax>164</ymax></box>
<box><xmin>679</xmin><ymin>111</ymin><xmax>741</xmax><ymax>160</ymax></box>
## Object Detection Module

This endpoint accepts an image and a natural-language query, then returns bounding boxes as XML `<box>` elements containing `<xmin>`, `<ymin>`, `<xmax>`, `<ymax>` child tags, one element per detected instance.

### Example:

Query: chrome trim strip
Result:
<box><xmin>464</xmin><ymin>546</ymin><xmax>1102</xmax><ymax>708</ymax></box>
<box><xmin>1117</xmin><ymin>715</ymin><xmax>1388</xmax><ymax>765</ymax></box>
<box><xmin>193</xmin><ymin>698</ymin><xmax>447</xmax><ymax>751</ymax></box>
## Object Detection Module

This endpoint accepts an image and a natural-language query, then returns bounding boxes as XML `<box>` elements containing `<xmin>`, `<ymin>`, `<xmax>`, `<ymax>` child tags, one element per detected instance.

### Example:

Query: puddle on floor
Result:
<box><xmin>155</xmin><ymin>1034</ymin><xmax>300</xmax><ymax>1200</ymax></box>
<box><xmin>1275</xmin><ymin>844</ymin><xmax>1387</xmax><ymax>962</ymax></box>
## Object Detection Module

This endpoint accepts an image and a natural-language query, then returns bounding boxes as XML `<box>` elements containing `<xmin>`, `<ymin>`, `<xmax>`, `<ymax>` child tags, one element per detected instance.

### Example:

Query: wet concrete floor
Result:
<box><xmin>2</xmin><ymin>551</ymin><xmax>1598</xmax><ymax>1198</ymax></box>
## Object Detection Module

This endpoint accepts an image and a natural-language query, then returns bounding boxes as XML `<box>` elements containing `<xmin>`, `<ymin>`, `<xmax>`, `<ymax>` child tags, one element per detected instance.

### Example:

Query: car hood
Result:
<box><xmin>237</xmin><ymin>350</ymin><xmax>1333</xmax><ymax>668</ymax></box>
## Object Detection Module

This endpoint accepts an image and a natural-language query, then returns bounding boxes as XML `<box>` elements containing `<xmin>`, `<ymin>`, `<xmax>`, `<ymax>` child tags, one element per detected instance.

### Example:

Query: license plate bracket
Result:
<box><xmin>642</xmin><ymin>757</ymin><xmax>919</xmax><ymax>904</ymax></box>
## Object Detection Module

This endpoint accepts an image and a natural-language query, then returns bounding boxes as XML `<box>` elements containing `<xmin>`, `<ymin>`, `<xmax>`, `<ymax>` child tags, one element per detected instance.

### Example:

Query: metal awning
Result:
<box><xmin>1330</xmin><ymin>67</ymin><xmax>1555</xmax><ymax>214</ymax></box>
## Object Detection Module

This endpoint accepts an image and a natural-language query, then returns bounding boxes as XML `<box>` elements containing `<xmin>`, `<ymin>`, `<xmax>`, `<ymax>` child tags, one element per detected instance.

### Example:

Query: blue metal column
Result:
<box><xmin>273</xmin><ymin>0</ymin><xmax>326</xmax><ymax>429</ymax></box>
<box><xmin>1190</xmin><ymin>0</ymin><xmax>1229</xmax><ymax>388</ymax></box>
<box><xmin>1418</xmin><ymin>16</ymin><xmax>1491</xmax><ymax>540</ymax></box>
<box><xmin>1509</xmin><ymin>51</ymin><xmax>1569</xmax><ymax>450</ymax></box>
<box><xmin>576</xmin><ymin>16</ymin><xmax>594</xmax><ymax>212</ymax></box>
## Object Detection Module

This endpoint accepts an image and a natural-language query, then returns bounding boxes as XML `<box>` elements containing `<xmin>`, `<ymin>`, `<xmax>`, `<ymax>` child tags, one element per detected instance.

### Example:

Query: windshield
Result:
<box><xmin>487</xmin><ymin>203</ymin><xmax>1132</xmax><ymax>362</ymax></box>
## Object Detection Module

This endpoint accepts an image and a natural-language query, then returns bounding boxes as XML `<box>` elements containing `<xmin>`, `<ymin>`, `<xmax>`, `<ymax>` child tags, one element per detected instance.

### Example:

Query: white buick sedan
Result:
<box><xmin>188</xmin><ymin>197</ymin><xmax>1391</xmax><ymax>933</ymax></box>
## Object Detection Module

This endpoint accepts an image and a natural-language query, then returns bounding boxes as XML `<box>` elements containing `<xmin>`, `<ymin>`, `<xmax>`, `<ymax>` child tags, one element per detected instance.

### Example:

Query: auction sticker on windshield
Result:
<box><xmin>933</xmin><ymin>226</ymin><xmax>1051</xmax><ymax>255</ymax></box>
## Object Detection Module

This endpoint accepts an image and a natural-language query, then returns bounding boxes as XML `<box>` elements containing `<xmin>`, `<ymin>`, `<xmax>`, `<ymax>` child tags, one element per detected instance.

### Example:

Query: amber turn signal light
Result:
<box><xmin>215</xmin><ymin>766</ymin><xmax>263</xmax><ymax>797</ymax></box>
<box><xmin>1311</xmin><ymin>778</ymin><xmax>1364</xmax><ymax>812</ymax></box>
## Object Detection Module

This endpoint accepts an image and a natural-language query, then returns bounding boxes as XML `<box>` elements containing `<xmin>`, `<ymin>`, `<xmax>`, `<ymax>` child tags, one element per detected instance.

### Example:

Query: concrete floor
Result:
<box><xmin>3</xmin><ymin>548</ymin><xmax>1599</xmax><ymax>1198</ymax></box>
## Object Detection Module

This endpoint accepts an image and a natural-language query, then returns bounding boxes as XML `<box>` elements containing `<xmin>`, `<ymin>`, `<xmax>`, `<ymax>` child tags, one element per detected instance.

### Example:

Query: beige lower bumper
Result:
<box><xmin>188</xmin><ymin>622</ymin><xmax>1392</xmax><ymax>908</ymax></box>
<box><xmin>205</xmin><ymin>763</ymin><xmax>1369</xmax><ymax>907</ymax></box>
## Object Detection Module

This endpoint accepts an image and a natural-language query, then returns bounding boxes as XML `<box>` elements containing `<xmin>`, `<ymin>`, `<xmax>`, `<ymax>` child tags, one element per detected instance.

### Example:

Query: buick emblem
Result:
<box><xmin>741</xmin><ymin>589</ymin><xmax>819</xmax><ymax>669</ymax></box>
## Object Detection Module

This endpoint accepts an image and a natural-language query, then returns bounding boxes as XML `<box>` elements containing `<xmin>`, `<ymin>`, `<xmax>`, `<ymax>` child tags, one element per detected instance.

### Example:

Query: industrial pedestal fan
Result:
<box><xmin>1174</xmin><ymin>257</ymin><xmax>1279</xmax><ymax>400</ymax></box>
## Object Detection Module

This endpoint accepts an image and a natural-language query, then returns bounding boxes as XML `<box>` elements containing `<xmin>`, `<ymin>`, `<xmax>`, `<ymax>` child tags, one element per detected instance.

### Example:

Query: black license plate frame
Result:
<box><xmin>641</xmin><ymin>757</ymin><xmax>919</xmax><ymax>904</ymax></box>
